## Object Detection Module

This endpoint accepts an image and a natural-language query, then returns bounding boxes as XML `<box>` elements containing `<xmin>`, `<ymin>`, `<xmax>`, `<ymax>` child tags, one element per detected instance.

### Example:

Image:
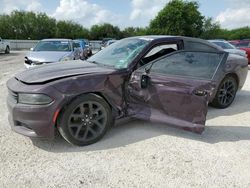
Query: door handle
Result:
<box><xmin>194</xmin><ymin>90</ymin><xmax>208</xmax><ymax>96</ymax></box>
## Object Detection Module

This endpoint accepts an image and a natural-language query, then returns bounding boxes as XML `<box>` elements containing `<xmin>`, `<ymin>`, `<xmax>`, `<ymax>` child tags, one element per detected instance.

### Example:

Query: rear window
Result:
<box><xmin>73</xmin><ymin>42</ymin><xmax>81</xmax><ymax>48</ymax></box>
<box><xmin>34</xmin><ymin>41</ymin><xmax>71</xmax><ymax>52</ymax></box>
<box><xmin>212</xmin><ymin>42</ymin><xmax>235</xmax><ymax>49</ymax></box>
<box><xmin>185</xmin><ymin>41</ymin><xmax>217</xmax><ymax>52</ymax></box>
<box><xmin>237</xmin><ymin>42</ymin><xmax>250</xmax><ymax>48</ymax></box>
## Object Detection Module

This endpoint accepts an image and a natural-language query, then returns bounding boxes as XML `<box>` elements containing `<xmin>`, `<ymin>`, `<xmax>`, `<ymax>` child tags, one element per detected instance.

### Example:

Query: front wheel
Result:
<box><xmin>58</xmin><ymin>94</ymin><xmax>112</xmax><ymax>146</ymax></box>
<box><xmin>211</xmin><ymin>76</ymin><xmax>238</xmax><ymax>109</ymax></box>
<box><xmin>5</xmin><ymin>46</ymin><xmax>10</xmax><ymax>54</ymax></box>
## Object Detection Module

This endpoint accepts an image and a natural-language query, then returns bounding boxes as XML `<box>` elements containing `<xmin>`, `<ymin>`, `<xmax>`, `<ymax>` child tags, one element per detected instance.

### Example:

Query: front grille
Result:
<box><xmin>8</xmin><ymin>89</ymin><xmax>18</xmax><ymax>104</ymax></box>
<box><xmin>25</xmin><ymin>57</ymin><xmax>46</xmax><ymax>65</ymax></box>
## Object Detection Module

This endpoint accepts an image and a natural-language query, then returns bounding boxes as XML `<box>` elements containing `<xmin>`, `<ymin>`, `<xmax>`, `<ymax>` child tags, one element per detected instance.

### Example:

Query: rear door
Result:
<box><xmin>128</xmin><ymin>50</ymin><xmax>227</xmax><ymax>133</ymax></box>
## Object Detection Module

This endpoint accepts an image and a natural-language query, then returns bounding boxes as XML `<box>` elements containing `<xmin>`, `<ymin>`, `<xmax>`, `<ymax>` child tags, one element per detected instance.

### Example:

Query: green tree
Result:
<box><xmin>122</xmin><ymin>27</ymin><xmax>148</xmax><ymax>37</ymax></box>
<box><xmin>200</xmin><ymin>17</ymin><xmax>222</xmax><ymax>39</ymax></box>
<box><xmin>0</xmin><ymin>14</ymin><xmax>13</xmax><ymax>39</ymax></box>
<box><xmin>149</xmin><ymin>0</ymin><xmax>204</xmax><ymax>37</ymax></box>
<box><xmin>228</xmin><ymin>27</ymin><xmax>250</xmax><ymax>40</ymax></box>
<box><xmin>56</xmin><ymin>20</ymin><xmax>89</xmax><ymax>39</ymax></box>
<box><xmin>0</xmin><ymin>11</ymin><xmax>56</xmax><ymax>39</ymax></box>
<box><xmin>90</xmin><ymin>23</ymin><xmax>122</xmax><ymax>40</ymax></box>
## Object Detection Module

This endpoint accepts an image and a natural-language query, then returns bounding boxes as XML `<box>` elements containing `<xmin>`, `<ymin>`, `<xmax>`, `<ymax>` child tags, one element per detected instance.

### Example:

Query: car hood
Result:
<box><xmin>224</xmin><ymin>49</ymin><xmax>246</xmax><ymax>57</ymax></box>
<box><xmin>26</xmin><ymin>51</ymin><xmax>72</xmax><ymax>62</ymax></box>
<box><xmin>15</xmin><ymin>60</ymin><xmax>115</xmax><ymax>84</ymax></box>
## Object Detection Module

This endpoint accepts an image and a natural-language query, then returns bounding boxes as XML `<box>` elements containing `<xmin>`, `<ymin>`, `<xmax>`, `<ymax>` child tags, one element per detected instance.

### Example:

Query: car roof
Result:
<box><xmin>41</xmin><ymin>39</ymin><xmax>72</xmax><ymax>42</ymax></box>
<box><xmin>126</xmin><ymin>35</ymin><xmax>222</xmax><ymax>51</ymax></box>
<box><xmin>208</xmin><ymin>40</ymin><xmax>228</xmax><ymax>43</ymax></box>
<box><xmin>76</xmin><ymin>39</ymin><xmax>89</xmax><ymax>41</ymax></box>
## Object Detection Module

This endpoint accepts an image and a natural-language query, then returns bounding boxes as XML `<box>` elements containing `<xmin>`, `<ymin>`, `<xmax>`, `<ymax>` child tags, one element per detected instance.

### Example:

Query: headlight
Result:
<box><xmin>60</xmin><ymin>56</ymin><xmax>71</xmax><ymax>62</ymax></box>
<box><xmin>18</xmin><ymin>93</ymin><xmax>53</xmax><ymax>105</ymax></box>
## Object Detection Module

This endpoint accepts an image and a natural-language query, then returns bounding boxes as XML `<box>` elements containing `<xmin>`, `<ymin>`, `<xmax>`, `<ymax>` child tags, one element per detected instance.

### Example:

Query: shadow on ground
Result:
<box><xmin>207</xmin><ymin>89</ymin><xmax>250</xmax><ymax>119</ymax></box>
<box><xmin>0</xmin><ymin>52</ymin><xmax>20</xmax><ymax>58</ymax></box>
<box><xmin>31</xmin><ymin>119</ymin><xmax>250</xmax><ymax>153</ymax></box>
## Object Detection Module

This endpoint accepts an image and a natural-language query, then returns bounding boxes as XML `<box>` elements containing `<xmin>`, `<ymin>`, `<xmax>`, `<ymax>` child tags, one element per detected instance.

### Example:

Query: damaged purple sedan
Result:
<box><xmin>7</xmin><ymin>36</ymin><xmax>248</xmax><ymax>146</ymax></box>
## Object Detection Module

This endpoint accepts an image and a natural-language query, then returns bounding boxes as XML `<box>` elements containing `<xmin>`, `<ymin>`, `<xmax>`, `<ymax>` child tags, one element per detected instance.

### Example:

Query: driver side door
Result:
<box><xmin>127</xmin><ymin>50</ymin><xmax>227</xmax><ymax>133</ymax></box>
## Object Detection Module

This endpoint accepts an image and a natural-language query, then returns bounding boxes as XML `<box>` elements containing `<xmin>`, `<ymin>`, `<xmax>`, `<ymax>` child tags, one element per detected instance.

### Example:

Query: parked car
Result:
<box><xmin>73</xmin><ymin>40</ymin><xmax>88</xmax><ymax>60</ymax></box>
<box><xmin>209</xmin><ymin>40</ymin><xmax>247</xmax><ymax>57</ymax></box>
<box><xmin>101</xmin><ymin>39</ymin><xmax>118</xmax><ymax>50</ymax></box>
<box><xmin>76</xmin><ymin>39</ymin><xmax>92</xmax><ymax>57</ymax></box>
<box><xmin>236</xmin><ymin>41</ymin><xmax>250</xmax><ymax>64</ymax></box>
<box><xmin>228</xmin><ymin>40</ymin><xmax>241</xmax><ymax>46</ymax></box>
<box><xmin>0</xmin><ymin>37</ymin><xmax>10</xmax><ymax>54</ymax></box>
<box><xmin>101</xmin><ymin>38</ymin><xmax>114</xmax><ymax>45</ymax></box>
<box><xmin>101</xmin><ymin>38</ymin><xmax>114</xmax><ymax>49</ymax></box>
<box><xmin>7</xmin><ymin>36</ymin><xmax>248</xmax><ymax>146</ymax></box>
<box><xmin>24</xmin><ymin>39</ymin><xmax>82</xmax><ymax>68</ymax></box>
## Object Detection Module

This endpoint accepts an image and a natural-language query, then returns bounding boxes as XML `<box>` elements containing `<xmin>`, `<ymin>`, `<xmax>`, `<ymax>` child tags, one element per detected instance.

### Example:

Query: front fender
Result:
<box><xmin>51</xmin><ymin>73</ymin><xmax>126</xmax><ymax>118</ymax></box>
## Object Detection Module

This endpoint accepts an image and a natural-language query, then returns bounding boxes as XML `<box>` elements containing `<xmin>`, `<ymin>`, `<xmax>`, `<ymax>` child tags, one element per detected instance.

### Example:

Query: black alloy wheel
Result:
<box><xmin>211</xmin><ymin>76</ymin><xmax>238</xmax><ymax>109</ymax></box>
<box><xmin>58</xmin><ymin>94</ymin><xmax>112</xmax><ymax>146</ymax></box>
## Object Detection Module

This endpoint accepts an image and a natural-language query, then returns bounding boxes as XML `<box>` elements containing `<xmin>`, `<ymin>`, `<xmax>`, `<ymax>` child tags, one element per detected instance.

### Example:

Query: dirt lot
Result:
<box><xmin>0</xmin><ymin>51</ymin><xmax>250</xmax><ymax>188</ymax></box>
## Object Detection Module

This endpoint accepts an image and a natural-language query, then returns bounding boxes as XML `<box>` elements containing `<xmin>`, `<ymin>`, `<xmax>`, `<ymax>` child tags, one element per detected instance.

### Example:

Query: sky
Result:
<box><xmin>0</xmin><ymin>0</ymin><xmax>249</xmax><ymax>29</ymax></box>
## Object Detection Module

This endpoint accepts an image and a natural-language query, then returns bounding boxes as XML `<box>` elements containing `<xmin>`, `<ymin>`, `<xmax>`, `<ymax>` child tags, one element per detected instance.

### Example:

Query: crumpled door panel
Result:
<box><xmin>128</xmin><ymin>72</ymin><xmax>215</xmax><ymax>133</ymax></box>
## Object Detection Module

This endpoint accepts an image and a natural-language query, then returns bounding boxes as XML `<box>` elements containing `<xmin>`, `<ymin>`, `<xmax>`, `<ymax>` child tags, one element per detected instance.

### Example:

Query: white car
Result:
<box><xmin>0</xmin><ymin>37</ymin><xmax>10</xmax><ymax>54</ymax></box>
<box><xmin>209</xmin><ymin>40</ymin><xmax>247</xmax><ymax>57</ymax></box>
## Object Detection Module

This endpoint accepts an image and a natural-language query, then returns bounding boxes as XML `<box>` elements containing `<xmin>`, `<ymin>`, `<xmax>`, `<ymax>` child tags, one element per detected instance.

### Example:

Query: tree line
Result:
<box><xmin>0</xmin><ymin>0</ymin><xmax>250</xmax><ymax>40</ymax></box>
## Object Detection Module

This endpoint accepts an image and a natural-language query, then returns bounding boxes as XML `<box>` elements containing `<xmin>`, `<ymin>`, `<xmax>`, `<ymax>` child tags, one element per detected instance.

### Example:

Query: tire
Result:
<box><xmin>88</xmin><ymin>50</ymin><xmax>92</xmax><ymax>57</ymax></box>
<box><xmin>5</xmin><ymin>46</ymin><xmax>10</xmax><ymax>54</ymax></box>
<box><xmin>211</xmin><ymin>76</ymin><xmax>238</xmax><ymax>109</ymax></box>
<box><xmin>58</xmin><ymin>94</ymin><xmax>112</xmax><ymax>146</ymax></box>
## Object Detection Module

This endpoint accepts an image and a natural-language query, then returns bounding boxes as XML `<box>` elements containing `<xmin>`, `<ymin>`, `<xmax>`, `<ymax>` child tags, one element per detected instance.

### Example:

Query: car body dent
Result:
<box><xmin>7</xmin><ymin>36</ymin><xmax>249</xmax><ymax>139</ymax></box>
<box><xmin>16</xmin><ymin>60</ymin><xmax>115</xmax><ymax>84</ymax></box>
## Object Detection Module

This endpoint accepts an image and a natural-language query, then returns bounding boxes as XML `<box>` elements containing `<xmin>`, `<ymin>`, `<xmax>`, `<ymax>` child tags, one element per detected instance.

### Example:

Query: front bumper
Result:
<box><xmin>7</xmin><ymin>78</ymin><xmax>65</xmax><ymax>139</ymax></box>
<box><xmin>7</xmin><ymin>101</ymin><xmax>56</xmax><ymax>138</ymax></box>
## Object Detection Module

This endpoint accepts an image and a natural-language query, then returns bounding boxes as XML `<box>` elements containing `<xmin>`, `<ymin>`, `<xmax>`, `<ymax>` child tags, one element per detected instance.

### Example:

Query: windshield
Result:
<box><xmin>88</xmin><ymin>38</ymin><xmax>149</xmax><ymax>69</ymax></box>
<box><xmin>213</xmin><ymin>41</ymin><xmax>235</xmax><ymax>49</ymax></box>
<box><xmin>34</xmin><ymin>41</ymin><xmax>72</xmax><ymax>52</ymax></box>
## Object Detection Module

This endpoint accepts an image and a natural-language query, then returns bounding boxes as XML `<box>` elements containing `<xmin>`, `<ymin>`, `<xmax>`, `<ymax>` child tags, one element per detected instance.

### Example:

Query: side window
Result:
<box><xmin>150</xmin><ymin>51</ymin><xmax>224</xmax><ymax>80</ymax></box>
<box><xmin>73</xmin><ymin>42</ymin><xmax>80</xmax><ymax>49</ymax></box>
<box><xmin>140</xmin><ymin>43</ymin><xmax>178</xmax><ymax>66</ymax></box>
<box><xmin>185</xmin><ymin>41</ymin><xmax>217</xmax><ymax>51</ymax></box>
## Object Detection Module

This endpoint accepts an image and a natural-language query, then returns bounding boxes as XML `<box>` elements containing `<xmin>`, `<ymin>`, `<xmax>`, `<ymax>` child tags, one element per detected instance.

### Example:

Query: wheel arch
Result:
<box><xmin>55</xmin><ymin>92</ymin><xmax>119</xmax><ymax>127</ymax></box>
<box><xmin>224</xmin><ymin>72</ymin><xmax>239</xmax><ymax>89</ymax></box>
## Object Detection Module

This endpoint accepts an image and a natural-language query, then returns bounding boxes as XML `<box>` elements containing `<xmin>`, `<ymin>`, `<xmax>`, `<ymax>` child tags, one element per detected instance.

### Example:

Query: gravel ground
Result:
<box><xmin>0</xmin><ymin>51</ymin><xmax>250</xmax><ymax>188</ymax></box>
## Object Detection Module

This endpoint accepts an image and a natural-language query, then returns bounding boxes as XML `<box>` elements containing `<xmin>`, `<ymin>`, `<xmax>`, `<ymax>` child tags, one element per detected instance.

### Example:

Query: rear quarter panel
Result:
<box><xmin>224</xmin><ymin>54</ymin><xmax>248</xmax><ymax>89</ymax></box>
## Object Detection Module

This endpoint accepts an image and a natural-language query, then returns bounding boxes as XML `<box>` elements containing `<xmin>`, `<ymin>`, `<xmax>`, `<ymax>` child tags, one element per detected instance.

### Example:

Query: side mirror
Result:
<box><xmin>30</xmin><ymin>48</ymin><xmax>34</xmax><ymax>51</ymax></box>
<box><xmin>141</xmin><ymin>74</ymin><xmax>150</xmax><ymax>89</ymax></box>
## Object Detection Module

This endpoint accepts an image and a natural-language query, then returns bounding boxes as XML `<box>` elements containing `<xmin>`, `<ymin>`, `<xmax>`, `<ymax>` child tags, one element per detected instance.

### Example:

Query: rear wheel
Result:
<box><xmin>211</xmin><ymin>76</ymin><xmax>238</xmax><ymax>109</ymax></box>
<box><xmin>5</xmin><ymin>46</ymin><xmax>10</xmax><ymax>54</ymax></box>
<box><xmin>58</xmin><ymin>94</ymin><xmax>112</xmax><ymax>146</ymax></box>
